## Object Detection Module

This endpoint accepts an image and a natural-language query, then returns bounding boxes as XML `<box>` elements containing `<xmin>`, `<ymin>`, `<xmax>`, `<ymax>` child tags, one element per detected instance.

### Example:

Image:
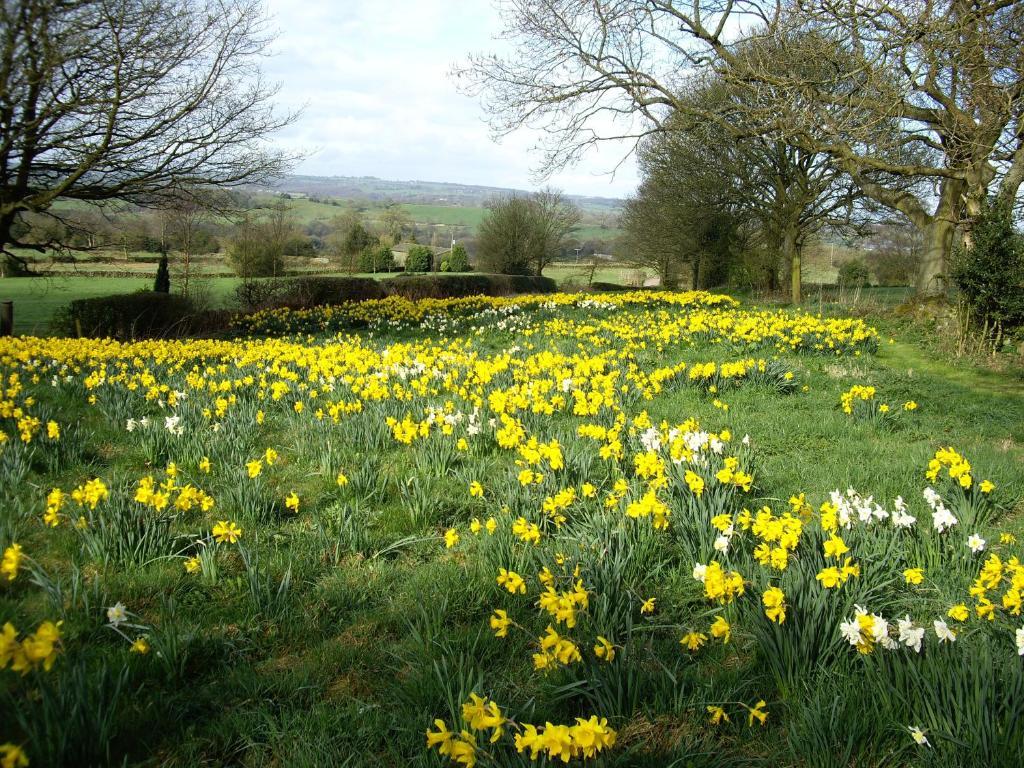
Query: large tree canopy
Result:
<box><xmin>0</xmin><ymin>0</ymin><xmax>294</xmax><ymax>268</ymax></box>
<box><xmin>457</xmin><ymin>0</ymin><xmax>1024</xmax><ymax>295</ymax></box>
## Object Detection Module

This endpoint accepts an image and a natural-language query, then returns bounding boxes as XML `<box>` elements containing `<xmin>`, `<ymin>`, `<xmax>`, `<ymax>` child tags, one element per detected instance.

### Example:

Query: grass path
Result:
<box><xmin>878</xmin><ymin>341</ymin><xmax>1024</xmax><ymax>400</ymax></box>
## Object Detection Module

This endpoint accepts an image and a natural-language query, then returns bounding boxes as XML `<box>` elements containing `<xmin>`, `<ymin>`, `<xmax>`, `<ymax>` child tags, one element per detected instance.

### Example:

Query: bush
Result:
<box><xmin>405</xmin><ymin>245</ymin><xmax>433</xmax><ymax>273</ymax></box>
<box><xmin>837</xmin><ymin>259</ymin><xmax>871</xmax><ymax>288</ymax></box>
<box><xmin>441</xmin><ymin>243</ymin><xmax>469</xmax><ymax>272</ymax></box>
<box><xmin>864</xmin><ymin>226</ymin><xmax>921</xmax><ymax>286</ymax></box>
<box><xmin>54</xmin><ymin>292</ymin><xmax>197</xmax><ymax>339</ymax></box>
<box><xmin>384</xmin><ymin>273</ymin><xmax>556</xmax><ymax>300</ymax></box>
<box><xmin>951</xmin><ymin>200</ymin><xmax>1024</xmax><ymax>347</ymax></box>
<box><xmin>866</xmin><ymin>249</ymin><xmax>919</xmax><ymax>286</ymax></box>
<box><xmin>233</xmin><ymin>279</ymin><xmax>289</xmax><ymax>312</ymax></box>
<box><xmin>358</xmin><ymin>245</ymin><xmax>395</xmax><ymax>273</ymax></box>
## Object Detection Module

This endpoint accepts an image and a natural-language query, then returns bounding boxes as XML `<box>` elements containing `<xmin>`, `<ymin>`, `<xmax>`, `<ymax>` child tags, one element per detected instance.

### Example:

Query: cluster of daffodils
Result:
<box><xmin>43</xmin><ymin>478</ymin><xmax>109</xmax><ymax>528</ymax></box>
<box><xmin>492</xmin><ymin>562</ymin><xmax>591</xmax><ymax>673</ymax></box>
<box><xmin>839</xmin><ymin>385</ymin><xmax>917</xmax><ymax>419</ymax></box>
<box><xmin>926</xmin><ymin>446</ymin><xmax>994</xmax><ymax>493</ymax></box>
<box><xmin>0</xmin><ymin>620</ymin><xmax>62</xmax><ymax>673</ymax></box>
<box><xmin>426</xmin><ymin>693</ymin><xmax>616</xmax><ymax>767</ymax></box>
<box><xmin>749</xmin><ymin>504</ymin><xmax>805</xmax><ymax>571</ymax></box>
<box><xmin>694</xmin><ymin>561</ymin><xmax>747</xmax><ymax>605</ymax></box>
<box><xmin>232</xmin><ymin>290</ymin><xmax>878</xmax><ymax>358</ymax></box>
<box><xmin>967</xmin><ymin>554</ymin><xmax>1024</xmax><ymax>638</ymax></box>
<box><xmin>134</xmin><ymin>469</ymin><xmax>214</xmax><ymax>514</ymax></box>
<box><xmin>4</xmin><ymin>286</ymin><xmax>1019</xmax><ymax>767</ymax></box>
<box><xmin>0</xmin><ymin>371</ymin><xmax>61</xmax><ymax>447</ymax></box>
<box><xmin>838</xmin><ymin>605</ymin><xmax>957</xmax><ymax>655</ymax></box>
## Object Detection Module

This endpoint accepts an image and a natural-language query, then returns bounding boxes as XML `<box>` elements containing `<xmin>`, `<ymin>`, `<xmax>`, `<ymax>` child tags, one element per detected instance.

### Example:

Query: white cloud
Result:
<box><xmin>261</xmin><ymin>0</ymin><xmax>639</xmax><ymax>197</ymax></box>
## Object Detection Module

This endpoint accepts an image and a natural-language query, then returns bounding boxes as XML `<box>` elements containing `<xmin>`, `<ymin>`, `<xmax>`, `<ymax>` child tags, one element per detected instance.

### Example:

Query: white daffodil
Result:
<box><xmin>931</xmin><ymin>506</ymin><xmax>958</xmax><ymax>533</ymax></box>
<box><xmin>839</xmin><ymin>619</ymin><xmax>861</xmax><ymax>647</ymax></box>
<box><xmin>897</xmin><ymin>616</ymin><xmax>925</xmax><ymax>653</ymax></box>
<box><xmin>106</xmin><ymin>602</ymin><xmax>128</xmax><ymax>627</ymax></box>
<box><xmin>908</xmin><ymin>726</ymin><xmax>930</xmax><ymax>747</ymax></box>
<box><xmin>933</xmin><ymin>619</ymin><xmax>956</xmax><ymax>643</ymax></box>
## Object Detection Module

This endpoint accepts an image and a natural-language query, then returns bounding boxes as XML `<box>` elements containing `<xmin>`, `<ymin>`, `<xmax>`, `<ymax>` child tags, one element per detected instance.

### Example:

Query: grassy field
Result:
<box><xmin>261</xmin><ymin>196</ymin><xmax>622</xmax><ymax>242</ymax></box>
<box><xmin>1</xmin><ymin>290</ymin><xmax>1021</xmax><ymax>767</ymax></box>
<box><xmin>0</xmin><ymin>277</ymin><xmax>243</xmax><ymax>336</ymax></box>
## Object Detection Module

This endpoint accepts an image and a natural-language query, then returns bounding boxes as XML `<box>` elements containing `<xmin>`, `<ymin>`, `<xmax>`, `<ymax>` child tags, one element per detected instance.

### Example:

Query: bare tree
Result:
<box><xmin>477</xmin><ymin>188</ymin><xmax>581</xmax><ymax>275</ymax></box>
<box><xmin>531</xmin><ymin>187</ymin><xmax>582</xmax><ymax>275</ymax></box>
<box><xmin>378</xmin><ymin>205</ymin><xmax>414</xmax><ymax>244</ymax></box>
<box><xmin>456</xmin><ymin>0</ymin><xmax>1024</xmax><ymax>295</ymax></box>
<box><xmin>161</xmin><ymin>188</ymin><xmax>225</xmax><ymax>297</ymax></box>
<box><xmin>0</xmin><ymin>0</ymin><xmax>296</xmax><ymax>272</ymax></box>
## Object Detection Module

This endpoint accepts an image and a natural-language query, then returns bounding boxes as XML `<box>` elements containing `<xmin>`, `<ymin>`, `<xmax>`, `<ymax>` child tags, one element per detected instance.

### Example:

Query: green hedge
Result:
<box><xmin>440</xmin><ymin>244</ymin><xmax>469</xmax><ymax>273</ymax></box>
<box><xmin>588</xmin><ymin>281</ymin><xmax>631</xmax><ymax>292</ymax></box>
<box><xmin>54</xmin><ymin>292</ymin><xmax>198</xmax><ymax>339</ymax></box>
<box><xmin>279</xmin><ymin>276</ymin><xmax>387</xmax><ymax>308</ymax></box>
<box><xmin>55</xmin><ymin>274</ymin><xmax>560</xmax><ymax>339</ymax></box>
<box><xmin>385</xmin><ymin>273</ymin><xmax>556</xmax><ymax>300</ymax></box>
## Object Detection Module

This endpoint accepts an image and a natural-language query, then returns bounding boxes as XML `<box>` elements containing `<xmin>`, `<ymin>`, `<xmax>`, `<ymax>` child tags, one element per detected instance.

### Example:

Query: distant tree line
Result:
<box><xmin>458</xmin><ymin>0</ymin><xmax>1024</xmax><ymax>301</ymax></box>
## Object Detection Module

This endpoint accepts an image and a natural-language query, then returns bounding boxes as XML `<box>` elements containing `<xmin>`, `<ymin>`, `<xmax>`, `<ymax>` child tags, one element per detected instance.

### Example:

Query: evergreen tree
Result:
<box><xmin>154</xmin><ymin>251</ymin><xmax>171</xmax><ymax>293</ymax></box>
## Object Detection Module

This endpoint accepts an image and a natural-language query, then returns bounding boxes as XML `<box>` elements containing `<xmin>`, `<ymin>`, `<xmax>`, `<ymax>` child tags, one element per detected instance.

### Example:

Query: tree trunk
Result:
<box><xmin>780</xmin><ymin>224</ymin><xmax>801</xmax><ymax>304</ymax></box>
<box><xmin>916</xmin><ymin>216</ymin><xmax>955</xmax><ymax>296</ymax></box>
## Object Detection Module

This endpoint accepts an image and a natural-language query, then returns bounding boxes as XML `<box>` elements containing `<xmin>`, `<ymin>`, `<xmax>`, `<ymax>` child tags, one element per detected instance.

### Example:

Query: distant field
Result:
<box><xmin>260</xmin><ymin>196</ymin><xmax>622</xmax><ymax>241</ymax></box>
<box><xmin>400</xmin><ymin>204</ymin><xmax>486</xmax><ymax>228</ymax></box>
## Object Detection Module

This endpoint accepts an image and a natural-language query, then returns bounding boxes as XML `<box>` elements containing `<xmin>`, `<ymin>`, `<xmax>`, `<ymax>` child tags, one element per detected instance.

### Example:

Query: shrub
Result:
<box><xmin>441</xmin><ymin>244</ymin><xmax>469</xmax><ymax>272</ymax></box>
<box><xmin>864</xmin><ymin>226</ymin><xmax>921</xmax><ymax>286</ymax></box>
<box><xmin>951</xmin><ymin>200</ymin><xmax>1024</xmax><ymax>349</ymax></box>
<box><xmin>837</xmin><ymin>258</ymin><xmax>871</xmax><ymax>288</ymax></box>
<box><xmin>233</xmin><ymin>279</ymin><xmax>289</xmax><ymax>312</ymax></box>
<box><xmin>477</xmin><ymin>190</ymin><xmax>580</xmax><ymax>275</ymax></box>
<box><xmin>405</xmin><ymin>245</ymin><xmax>433</xmax><ymax>273</ymax></box>
<box><xmin>358</xmin><ymin>245</ymin><xmax>395</xmax><ymax>273</ymax></box>
<box><xmin>54</xmin><ymin>292</ymin><xmax>196</xmax><ymax>339</ymax></box>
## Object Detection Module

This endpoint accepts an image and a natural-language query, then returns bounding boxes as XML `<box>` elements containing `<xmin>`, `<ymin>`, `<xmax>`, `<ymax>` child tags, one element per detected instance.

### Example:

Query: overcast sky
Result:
<box><xmin>261</xmin><ymin>0</ymin><xmax>640</xmax><ymax>198</ymax></box>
